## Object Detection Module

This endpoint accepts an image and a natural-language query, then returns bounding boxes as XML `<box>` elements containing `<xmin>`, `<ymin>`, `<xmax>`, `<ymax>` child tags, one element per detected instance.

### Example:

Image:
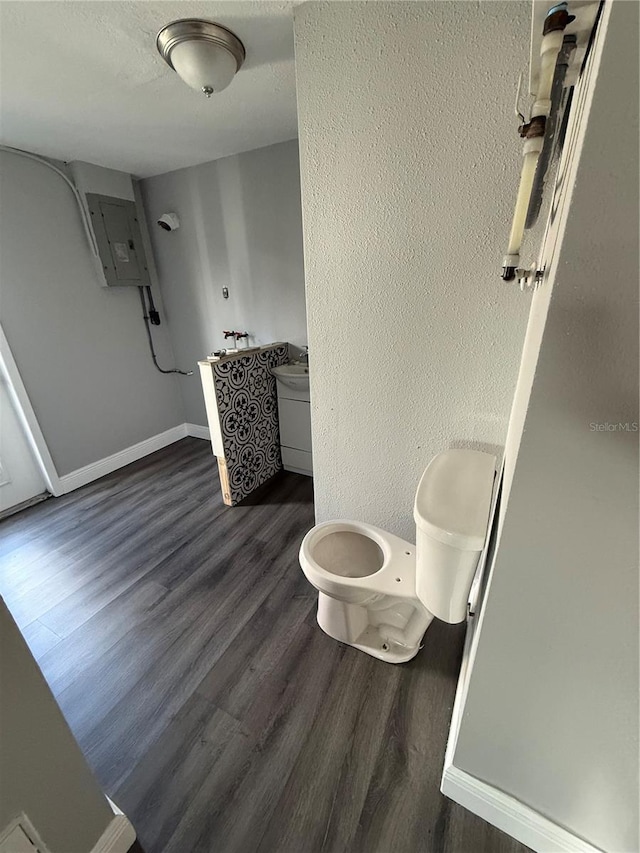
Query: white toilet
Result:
<box><xmin>299</xmin><ymin>449</ymin><xmax>496</xmax><ymax>663</ymax></box>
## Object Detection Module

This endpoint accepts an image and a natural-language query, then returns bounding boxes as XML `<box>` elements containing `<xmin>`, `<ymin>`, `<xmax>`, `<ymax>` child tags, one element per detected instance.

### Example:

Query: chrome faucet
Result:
<box><xmin>299</xmin><ymin>346</ymin><xmax>309</xmax><ymax>363</ymax></box>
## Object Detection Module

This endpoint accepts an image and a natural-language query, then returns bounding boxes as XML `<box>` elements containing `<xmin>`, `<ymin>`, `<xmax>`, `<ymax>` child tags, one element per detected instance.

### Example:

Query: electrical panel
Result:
<box><xmin>86</xmin><ymin>193</ymin><xmax>150</xmax><ymax>287</ymax></box>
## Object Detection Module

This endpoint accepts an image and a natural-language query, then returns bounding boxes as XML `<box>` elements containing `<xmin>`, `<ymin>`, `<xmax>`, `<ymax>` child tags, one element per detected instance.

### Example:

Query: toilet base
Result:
<box><xmin>316</xmin><ymin>591</ymin><xmax>434</xmax><ymax>664</ymax></box>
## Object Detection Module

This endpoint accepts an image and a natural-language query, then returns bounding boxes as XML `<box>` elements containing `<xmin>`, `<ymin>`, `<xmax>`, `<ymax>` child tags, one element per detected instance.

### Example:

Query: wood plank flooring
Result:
<box><xmin>0</xmin><ymin>438</ymin><xmax>529</xmax><ymax>853</ymax></box>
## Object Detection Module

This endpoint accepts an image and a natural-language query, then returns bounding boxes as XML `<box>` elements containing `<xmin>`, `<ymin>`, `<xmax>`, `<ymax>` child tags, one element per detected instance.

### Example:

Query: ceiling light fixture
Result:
<box><xmin>156</xmin><ymin>19</ymin><xmax>245</xmax><ymax>98</ymax></box>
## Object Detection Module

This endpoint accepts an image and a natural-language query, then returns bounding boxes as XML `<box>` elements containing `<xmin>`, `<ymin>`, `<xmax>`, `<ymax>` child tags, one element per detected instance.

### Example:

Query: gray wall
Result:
<box><xmin>453</xmin><ymin>3</ymin><xmax>639</xmax><ymax>850</ymax></box>
<box><xmin>293</xmin><ymin>2</ymin><xmax>531</xmax><ymax>541</ymax></box>
<box><xmin>0</xmin><ymin>599</ymin><xmax>113</xmax><ymax>852</ymax></box>
<box><xmin>141</xmin><ymin>140</ymin><xmax>307</xmax><ymax>426</ymax></box>
<box><xmin>0</xmin><ymin>152</ymin><xmax>184</xmax><ymax>476</ymax></box>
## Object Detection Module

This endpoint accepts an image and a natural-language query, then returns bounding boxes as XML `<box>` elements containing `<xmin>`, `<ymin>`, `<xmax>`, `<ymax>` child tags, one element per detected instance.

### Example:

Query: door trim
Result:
<box><xmin>89</xmin><ymin>799</ymin><xmax>136</xmax><ymax>853</ymax></box>
<box><xmin>0</xmin><ymin>325</ymin><xmax>63</xmax><ymax>496</ymax></box>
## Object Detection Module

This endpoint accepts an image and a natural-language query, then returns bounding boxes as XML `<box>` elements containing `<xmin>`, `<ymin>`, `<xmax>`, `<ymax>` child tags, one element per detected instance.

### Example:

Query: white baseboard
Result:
<box><xmin>441</xmin><ymin>765</ymin><xmax>602</xmax><ymax>853</ymax></box>
<box><xmin>90</xmin><ymin>799</ymin><xmax>136</xmax><ymax>853</ymax></box>
<box><xmin>185</xmin><ymin>422</ymin><xmax>210</xmax><ymax>440</ymax></box>
<box><xmin>283</xmin><ymin>464</ymin><xmax>313</xmax><ymax>477</ymax></box>
<box><xmin>60</xmin><ymin>424</ymin><xmax>187</xmax><ymax>493</ymax></box>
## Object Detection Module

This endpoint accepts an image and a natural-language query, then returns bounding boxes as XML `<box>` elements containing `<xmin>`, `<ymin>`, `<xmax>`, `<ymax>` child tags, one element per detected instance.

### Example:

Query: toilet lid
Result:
<box><xmin>414</xmin><ymin>449</ymin><xmax>496</xmax><ymax>550</ymax></box>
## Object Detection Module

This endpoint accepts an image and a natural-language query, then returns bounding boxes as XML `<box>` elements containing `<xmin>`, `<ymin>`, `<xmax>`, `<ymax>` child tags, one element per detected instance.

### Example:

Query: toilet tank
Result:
<box><xmin>414</xmin><ymin>449</ymin><xmax>496</xmax><ymax>623</ymax></box>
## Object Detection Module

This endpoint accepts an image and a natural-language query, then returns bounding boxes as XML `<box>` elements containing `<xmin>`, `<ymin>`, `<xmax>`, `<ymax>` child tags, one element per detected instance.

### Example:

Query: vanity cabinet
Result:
<box><xmin>276</xmin><ymin>383</ymin><xmax>313</xmax><ymax>476</ymax></box>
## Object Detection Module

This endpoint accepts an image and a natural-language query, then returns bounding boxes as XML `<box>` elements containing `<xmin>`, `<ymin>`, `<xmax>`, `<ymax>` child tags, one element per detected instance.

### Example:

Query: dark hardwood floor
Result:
<box><xmin>0</xmin><ymin>438</ymin><xmax>529</xmax><ymax>853</ymax></box>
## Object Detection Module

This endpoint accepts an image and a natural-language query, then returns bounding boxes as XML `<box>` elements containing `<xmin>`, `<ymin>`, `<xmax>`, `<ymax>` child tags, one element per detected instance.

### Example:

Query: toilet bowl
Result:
<box><xmin>299</xmin><ymin>449</ymin><xmax>496</xmax><ymax>663</ymax></box>
<box><xmin>299</xmin><ymin>520</ymin><xmax>434</xmax><ymax>662</ymax></box>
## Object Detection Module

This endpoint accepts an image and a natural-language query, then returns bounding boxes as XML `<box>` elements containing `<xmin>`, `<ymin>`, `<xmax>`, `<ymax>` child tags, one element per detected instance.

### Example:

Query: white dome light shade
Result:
<box><xmin>157</xmin><ymin>20</ymin><xmax>245</xmax><ymax>98</ymax></box>
<box><xmin>169</xmin><ymin>40</ymin><xmax>237</xmax><ymax>94</ymax></box>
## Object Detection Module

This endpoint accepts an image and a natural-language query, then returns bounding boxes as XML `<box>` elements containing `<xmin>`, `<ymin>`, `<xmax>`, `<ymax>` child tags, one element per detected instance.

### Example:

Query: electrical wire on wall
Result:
<box><xmin>138</xmin><ymin>287</ymin><xmax>193</xmax><ymax>376</ymax></box>
<box><xmin>0</xmin><ymin>145</ymin><xmax>99</xmax><ymax>259</ymax></box>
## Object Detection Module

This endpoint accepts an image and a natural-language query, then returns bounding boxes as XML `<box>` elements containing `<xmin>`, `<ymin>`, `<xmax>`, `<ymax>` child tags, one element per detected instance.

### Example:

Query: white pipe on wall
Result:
<box><xmin>502</xmin><ymin>8</ymin><xmax>571</xmax><ymax>280</ymax></box>
<box><xmin>506</xmin><ymin>143</ymin><xmax>543</xmax><ymax>257</ymax></box>
<box><xmin>535</xmin><ymin>30</ymin><xmax>565</xmax><ymax>114</ymax></box>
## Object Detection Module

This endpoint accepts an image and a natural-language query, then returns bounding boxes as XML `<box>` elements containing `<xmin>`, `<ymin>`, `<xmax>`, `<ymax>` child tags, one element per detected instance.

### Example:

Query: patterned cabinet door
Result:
<box><xmin>213</xmin><ymin>345</ymin><xmax>289</xmax><ymax>505</ymax></box>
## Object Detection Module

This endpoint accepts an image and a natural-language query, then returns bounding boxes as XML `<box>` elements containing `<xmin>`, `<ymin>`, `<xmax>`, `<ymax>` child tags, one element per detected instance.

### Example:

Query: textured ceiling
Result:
<box><xmin>0</xmin><ymin>1</ymin><xmax>298</xmax><ymax>177</ymax></box>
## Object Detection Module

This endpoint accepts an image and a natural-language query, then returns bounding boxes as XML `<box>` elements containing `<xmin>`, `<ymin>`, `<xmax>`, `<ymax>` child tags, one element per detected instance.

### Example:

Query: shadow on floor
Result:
<box><xmin>405</xmin><ymin>619</ymin><xmax>467</xmax><ymax>679</ymax></box>
<box><xmin>236</xmin><ymin>470</ymin><xmax>314</xmax><ymax>507</ymax></box>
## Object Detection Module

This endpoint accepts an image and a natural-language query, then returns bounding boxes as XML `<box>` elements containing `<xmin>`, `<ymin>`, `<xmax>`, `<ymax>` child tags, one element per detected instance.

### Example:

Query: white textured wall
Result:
<box><xmin>294</xmin><ymin>2</ymin><xmax>531</xmax><ymax>539</ymax></box>
<box><xmin>0</xmin><ymin>153</ymin><xmax>184</xmax><ymax>476</ymax></box>
<box><xmin>453</xmin><ymin>2</ymin><xmax>639</xmax><ymax>850</ymax></box>
<box><xmin>141</xmin><ymin>140</ymin><xmax>307</xmax><ymax>426</ymax></box>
